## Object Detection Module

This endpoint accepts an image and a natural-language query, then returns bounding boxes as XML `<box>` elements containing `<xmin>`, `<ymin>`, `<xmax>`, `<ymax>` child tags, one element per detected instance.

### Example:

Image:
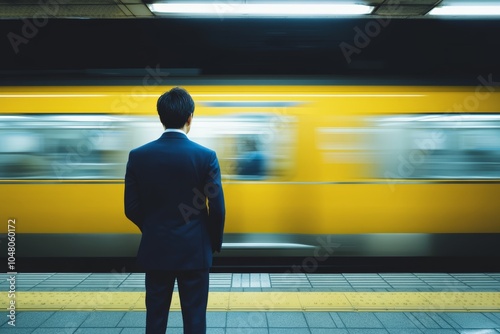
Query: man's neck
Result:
<box><xmin>164</xmin><ymin>128</ymin><xmax>187</xmax><ymax>134</ymax></box>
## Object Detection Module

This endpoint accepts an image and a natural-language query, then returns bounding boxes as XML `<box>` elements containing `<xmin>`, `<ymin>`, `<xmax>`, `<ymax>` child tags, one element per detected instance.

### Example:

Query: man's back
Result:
<box><xmin>125</xmin><ymin>131</ymin><xmax>224</xmax><ymax>270</ymax></box>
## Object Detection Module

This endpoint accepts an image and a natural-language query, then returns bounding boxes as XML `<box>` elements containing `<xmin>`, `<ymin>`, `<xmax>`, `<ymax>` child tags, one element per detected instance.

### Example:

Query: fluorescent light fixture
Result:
<box><xmin>148</xmin><ymin>3</ymin><xmax>374</xmax><ymax>17</ymax></box>
<box><xmin>428</xmin><ymin>5</ymin><xmax>500</xmax><ymax>16</ymax></box>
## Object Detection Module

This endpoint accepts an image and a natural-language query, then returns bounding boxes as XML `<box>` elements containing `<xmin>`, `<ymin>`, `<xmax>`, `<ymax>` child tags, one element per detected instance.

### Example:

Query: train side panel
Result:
<box><xmin>1</xmin><ymin>85</ymin><xmax>499</xmax><ymax>257</ymax></box>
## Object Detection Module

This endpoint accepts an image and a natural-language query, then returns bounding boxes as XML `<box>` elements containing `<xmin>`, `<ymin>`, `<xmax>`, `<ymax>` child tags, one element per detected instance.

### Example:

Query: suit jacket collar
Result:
<box><xmin>159</xmin><ymin>131</ymin><xmax>188</xmax><ymax>140</ymax></box>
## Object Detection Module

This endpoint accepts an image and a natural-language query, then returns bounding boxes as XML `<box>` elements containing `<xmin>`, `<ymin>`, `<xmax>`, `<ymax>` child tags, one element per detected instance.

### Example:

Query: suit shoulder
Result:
<box><xmin>188</xmin><ymin>139</ymin><xmax>216</xmax><ymax>156</ymax></box>
<box><xmin>129</xmin><ymin>140</ymin><xmax>160</xmax><ymax>156</ymax></box>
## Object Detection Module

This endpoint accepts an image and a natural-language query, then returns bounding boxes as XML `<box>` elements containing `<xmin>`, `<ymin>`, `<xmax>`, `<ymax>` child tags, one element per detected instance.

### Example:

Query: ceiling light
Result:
<box><xmin>148</xmin><ymin>3</ymin><xmax>374</xmax><ymax>17</ymax></box>
<box><xmin>428</xmin><ymin>5</ymin><xmax>500</xmax><ymax>16</ymax></box>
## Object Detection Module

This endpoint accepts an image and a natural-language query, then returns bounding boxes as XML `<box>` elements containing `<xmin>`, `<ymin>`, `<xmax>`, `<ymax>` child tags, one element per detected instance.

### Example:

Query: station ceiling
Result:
<box><xmin>0</xmin><ymin>0</ymin><xmax>499</xmax><ymax>19</ymax></box>
<box><xmin>0</xmin><ymin>0</ymin><xmax>499</xmax><ymax>80</ymax></box>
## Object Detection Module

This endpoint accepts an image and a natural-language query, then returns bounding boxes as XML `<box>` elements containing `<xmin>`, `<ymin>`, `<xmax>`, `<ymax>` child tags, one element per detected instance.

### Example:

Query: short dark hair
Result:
<box><xmin>157</xmin><ymin>87</ymin><xmax>195</xmax><ymax>129</ymax></box>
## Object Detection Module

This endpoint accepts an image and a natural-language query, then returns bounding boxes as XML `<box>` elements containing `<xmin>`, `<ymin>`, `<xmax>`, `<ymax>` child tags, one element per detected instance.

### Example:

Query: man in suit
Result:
<box><xmin>124</xmin><ymin>87</ymin><xmax>225</xmax><ymax>334</ymax></box>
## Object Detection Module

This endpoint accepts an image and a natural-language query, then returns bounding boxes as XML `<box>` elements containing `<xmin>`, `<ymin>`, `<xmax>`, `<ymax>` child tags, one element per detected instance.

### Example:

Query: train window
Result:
<box><xmin>188</xmin><ymin>114</ymin><xmax>296</xmax><ymax>180</ymax></box>
<box><xmin>0</xmin><ymin>113</ymin><xmax>295</xmax><ymax>180</ymax></box>
<box><xmin>129</xmin><ymin>114</ymin><xmax>296</xmax><ymax>180</ymax></box>
<box><xmin>0</xmin><ymin>115</ymin><xmax>128</xmax><ymax>180</ymax></box>
<box><xmin>370</xmin><ymin>114</ymin><xmax>500</xmax><ymax>179</ymax></box>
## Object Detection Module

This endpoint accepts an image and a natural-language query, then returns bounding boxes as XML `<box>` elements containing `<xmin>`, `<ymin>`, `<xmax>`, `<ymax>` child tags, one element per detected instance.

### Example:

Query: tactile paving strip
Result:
<box><xmin>4</xmin><ymin>292</ymin><xmax>500</xmax><ymax>312</ymax></box>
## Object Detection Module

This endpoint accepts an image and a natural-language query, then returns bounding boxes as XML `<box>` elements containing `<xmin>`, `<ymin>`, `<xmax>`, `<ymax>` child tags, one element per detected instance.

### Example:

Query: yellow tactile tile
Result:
<box><xmin>4</xmin><ymin>292</ymin><xmax>500</xmax><ymax>312</ymax></box>
<box><xmin>130</xmin><ymin>292</ymin><xmax>146</xmax><ymax>310</ymax></box>
<box><xmin>13</xmin><ymin>292</ymin><xmax>71</xmax><ymax>310</ymax></box>
<box><xmin>345</xmin><ymin>292</ymin><xmax>433</xmax><ymax>311</ymax></box>
<box><xmin>298</xmin><ymin>292</ymin><xmax>352</xmax><ymax>310</ymax></box>
<box><xmin>229</xmin><ymin>292</ymin><xmax>300</xmax><ymax>310</ymax></box>
<box><xmin>208</xmin><ymin>292</ymin><xmax>230</xmax><ymax>311</ymax></box>
<box><xmin>460</xmin><ymin>292</ymin><xmax>500</xmax><ymax>311</ymax></box>
<box><xmin>421</xmin><ymin>292</ymin><xmax>500</xmax><ymax>311</ymax></box>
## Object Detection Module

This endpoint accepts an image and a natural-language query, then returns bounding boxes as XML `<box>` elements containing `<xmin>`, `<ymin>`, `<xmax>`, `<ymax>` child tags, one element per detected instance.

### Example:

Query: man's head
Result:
<box><xmin>157</xmin><ymin>87</ymin><xmax>195</xmax><ymax>131</ymax></box>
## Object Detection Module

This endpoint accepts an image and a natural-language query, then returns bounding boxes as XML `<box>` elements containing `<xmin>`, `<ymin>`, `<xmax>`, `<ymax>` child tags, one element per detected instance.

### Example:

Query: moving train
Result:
<box><xmin>1</xmin><ymin>81</ymin><xmax>500</xmax><ymax>261</ymax></box>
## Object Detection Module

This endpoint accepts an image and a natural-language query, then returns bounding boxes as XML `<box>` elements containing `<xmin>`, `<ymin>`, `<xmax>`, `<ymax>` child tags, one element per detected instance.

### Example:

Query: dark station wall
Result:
<box><xmin>0</xmin><ymin>18</ymin><xmax>499</xmax><ymax>83</ymax></box>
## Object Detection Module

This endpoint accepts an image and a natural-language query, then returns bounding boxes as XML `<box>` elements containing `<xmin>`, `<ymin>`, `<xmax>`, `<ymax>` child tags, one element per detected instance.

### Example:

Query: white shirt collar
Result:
<box><xmin>163</xmin><ymin>128</ymin><xmax>187</xmax><ymax>136</ymax></box>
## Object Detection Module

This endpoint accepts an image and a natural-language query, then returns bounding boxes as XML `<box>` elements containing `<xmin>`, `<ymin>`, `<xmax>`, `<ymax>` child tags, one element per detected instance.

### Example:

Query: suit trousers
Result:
<box><xmin>145</xmin><ymin>268</ymin><xmax>209</xmax><ymax>334</ymax></box>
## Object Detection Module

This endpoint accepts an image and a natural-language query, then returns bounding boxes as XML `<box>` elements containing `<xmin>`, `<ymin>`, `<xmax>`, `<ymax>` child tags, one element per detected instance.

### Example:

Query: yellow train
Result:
<box><xmin>1</xmin><ymin>82</ymin><xmax>500</xmax><ymax>261</ymax></box>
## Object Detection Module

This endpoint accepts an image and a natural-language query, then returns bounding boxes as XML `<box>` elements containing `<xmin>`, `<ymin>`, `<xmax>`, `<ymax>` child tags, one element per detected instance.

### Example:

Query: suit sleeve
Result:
<box><xmin>205</xmin><ymin>151</ymin><xmax>226</xmax><ymax>253</ymax></box>
<box><xmin>124</xmin><ymin>152</ymin><xmax>143</xmax><ymax>231</ymax></box>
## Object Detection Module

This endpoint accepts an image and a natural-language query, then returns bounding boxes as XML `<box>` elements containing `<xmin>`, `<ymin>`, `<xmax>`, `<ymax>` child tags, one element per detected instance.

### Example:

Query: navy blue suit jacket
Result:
<box><xmin>124</xmin><ymin>131</ymin><xmax>225</xmax><ymax>270</ymax></box>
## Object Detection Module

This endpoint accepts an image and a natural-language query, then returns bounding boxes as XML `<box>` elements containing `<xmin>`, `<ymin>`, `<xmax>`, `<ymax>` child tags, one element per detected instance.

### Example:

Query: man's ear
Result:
<box><xmin>187</xmin><ymin>113</ymin><xmax>193</xmax><ymax>126</ymax></box>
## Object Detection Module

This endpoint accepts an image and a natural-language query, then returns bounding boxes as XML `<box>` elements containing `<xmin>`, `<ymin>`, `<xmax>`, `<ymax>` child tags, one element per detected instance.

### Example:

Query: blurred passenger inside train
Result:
<box><xmin>236</xmin><ymin>136</ymin><xmax>267</xmax><ymax>179</ymax></box>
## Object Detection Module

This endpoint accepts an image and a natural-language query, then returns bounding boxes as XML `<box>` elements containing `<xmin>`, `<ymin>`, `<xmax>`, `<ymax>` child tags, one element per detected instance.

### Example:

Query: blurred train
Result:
<box><xmin>1</xmin><ymin>81</ymin><xmax>500</xmax><ymax>261</ymax></box>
